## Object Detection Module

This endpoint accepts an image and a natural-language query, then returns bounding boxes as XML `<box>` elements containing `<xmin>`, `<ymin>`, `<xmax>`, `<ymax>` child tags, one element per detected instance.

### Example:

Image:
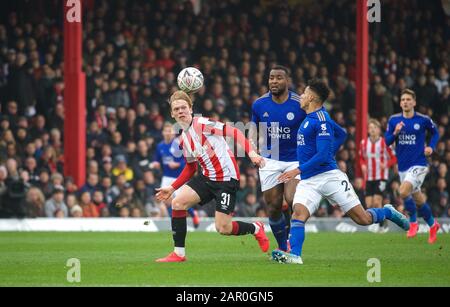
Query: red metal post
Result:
<box><xmin>355</xmin><ymin>0</ymin><xmax>369</xmax><ymax>179</ymax></box>
<box><xmin>64</xmin><ymin>0</ymin><xmax>86</xmax><ymax>188</ymax></box>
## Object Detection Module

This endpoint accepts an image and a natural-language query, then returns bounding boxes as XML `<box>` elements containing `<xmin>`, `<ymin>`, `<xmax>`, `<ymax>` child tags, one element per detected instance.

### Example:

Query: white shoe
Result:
<box><xmin>378</xmin><ymin>226</ymin><xmax>389</xmax><ymax>233</ymax></box>
<box><xmin>271</xmin><ymin>250</ymin><xmax>303</xmax><ymax>265</ymax></box>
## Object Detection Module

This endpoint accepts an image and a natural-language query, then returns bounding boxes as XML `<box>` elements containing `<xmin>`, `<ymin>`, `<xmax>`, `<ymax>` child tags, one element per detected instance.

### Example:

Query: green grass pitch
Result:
<box><xmin>0</xmin><ymin>231</ymin><xmax>449</xmax><ymax>286</ymax></box>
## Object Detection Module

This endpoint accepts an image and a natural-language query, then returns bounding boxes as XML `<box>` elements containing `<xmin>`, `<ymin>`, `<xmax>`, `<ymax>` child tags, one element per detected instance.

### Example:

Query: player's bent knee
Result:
<box><xmin>399</xmin><ymin>184</ymin><xmax>412</xmax><ymax>199</ymax></box>
<box><xmin>399</xmin><ymin>190</ymin><xmax>410</xmax><ymax>199</ymax></box>
<box><xmin>171</xmin><ymin>198</ymin><xmax>187</xmax><ymax>211</ymax></box>
<box><xmin>412</xmin><ymin>193</ymin><xmax>425</xmax><ymax>206</ymax></box>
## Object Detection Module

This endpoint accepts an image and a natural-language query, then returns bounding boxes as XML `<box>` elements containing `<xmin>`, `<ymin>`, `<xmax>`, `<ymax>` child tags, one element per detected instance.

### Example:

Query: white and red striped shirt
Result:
<box><xmin>179</xmin><ymin>117</ymin><xmax>240</xmax><ymax>182</ymax></box>
<box><xmin>359</xmin><ymin>137</ymin><xmax>397</xmax><ymax>181</ymax></box>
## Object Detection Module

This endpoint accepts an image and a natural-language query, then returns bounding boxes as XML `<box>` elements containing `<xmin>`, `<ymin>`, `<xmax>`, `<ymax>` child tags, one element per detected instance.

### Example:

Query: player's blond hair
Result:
<box><xmin>368</xmin><ymin>118</ymin><xmax>381</xmax><ymax>129</ymax></box>
<box><xmin>169</xmin><ymin>91</ymin><xmax>193</xmax><ymax>109</ymax></box>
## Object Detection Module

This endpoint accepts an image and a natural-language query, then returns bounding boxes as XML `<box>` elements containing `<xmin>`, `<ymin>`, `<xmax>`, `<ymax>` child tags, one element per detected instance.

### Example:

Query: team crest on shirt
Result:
<box><xmin>318</xmin><ymin>123</ymin><xmax>330</xmax><ymax>136</ymax></box>
<box><xmin>414</xmin><ymin>124</ymin><xmax>420</xmax><ymax>130</ymax></box>
<box><xmin>303</xmin><ymin>121</ymin><xmax>309</xmax><ymax>128</ymax></box>
<box><xmin>286</xmin><ymin>112</ymin><xmax>295</xmax><ymax>120</ymax></box>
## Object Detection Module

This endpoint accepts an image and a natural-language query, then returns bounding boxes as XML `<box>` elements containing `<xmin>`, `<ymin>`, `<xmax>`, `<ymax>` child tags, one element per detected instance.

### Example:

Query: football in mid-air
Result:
<box><xmin>177</xmin><ymin>67</ymin><xmax>204</xmax><ymax>93</ymax></box>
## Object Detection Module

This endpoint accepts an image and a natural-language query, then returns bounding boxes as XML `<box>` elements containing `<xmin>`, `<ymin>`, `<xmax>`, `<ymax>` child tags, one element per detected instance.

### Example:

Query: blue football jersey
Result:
<box><xmin>153</xmin><ymin>138</ymin><xmax>185</xmax><ymax>178</ymax></box>
<box><xmin>296</xmin><ymin>107</ymin><xmax>338</xmax><ymax>180</ymax></box>
<box><xmin>252</xmin><ymin>91</ymin><xmax>307</xmax><ymax>162</ymax></box>
<box><xmin>385</xmin><ymin>112</ymin><xmax>439</xmax><ymax>172</ymax></box>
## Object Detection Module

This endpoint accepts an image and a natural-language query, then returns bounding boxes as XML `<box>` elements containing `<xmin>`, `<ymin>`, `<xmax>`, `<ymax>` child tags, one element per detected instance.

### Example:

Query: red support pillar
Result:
<box><xmin>64</xmin><ymin>0</ymin><xmax>86</xmax><ymax>188</ymax></box>
<box><xmin>355</xmin><ymin>0</ymin><xmax>369</xmax><ymax>179</ymax></box>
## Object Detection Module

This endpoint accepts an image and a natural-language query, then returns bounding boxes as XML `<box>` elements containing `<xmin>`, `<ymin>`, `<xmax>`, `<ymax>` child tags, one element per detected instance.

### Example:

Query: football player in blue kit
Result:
<box><xmin>271</xmin><ymin>79</ymin><xmax>410</xmax><ymax>264</ymax></box>
<box><xmin>250</xmin><ymin>65</ymin><xmax>306</xmax><ymax>252</ymax></box>
<box><xmin>251</xmin><ymin>66</ymin><xmax>347</xmax><ymax>252</ymax></box>
<box><xmin>385</xmin><ymin>89</ymin><xmax>440</xmax><ymax>243</ymax></box>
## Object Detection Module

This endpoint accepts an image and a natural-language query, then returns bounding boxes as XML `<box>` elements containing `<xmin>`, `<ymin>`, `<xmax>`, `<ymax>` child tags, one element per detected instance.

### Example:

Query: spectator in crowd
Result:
<box><xmin>44</xmin><ymin>185</ymin><xmax>68</xmax><ymax>218</ymax></box>
<box><xmin>70</xmin><ymin>205</ymin><xmax>83</xmax><ymax>218</ymax></box>
<box><xmin>79</xmin><ymin>173</ymin><xmax>99</xmax><ymax>196</ymax></box>
<box><xmin>92</xmin><ymin>190</ymin><xmax>107</xmax><ymax>216</ymax></box>
<box><xmin>79</xmin><ymin>191</ymin><xmax>99</xmax><ymax>218</ymax></box>
<box><xmin>236</xmin><ymin>193</ymin><xmax>261</xmax><ymax>217</ymax></box>
<box><xmin>24</xmin><ymin>186</ymin><xmax>45</xmax><ymax>218</ymax></box>
<box><xmin>112</xmin><ymin>155</ymin><xmax>134</xmax><ymax>182</ymax></box>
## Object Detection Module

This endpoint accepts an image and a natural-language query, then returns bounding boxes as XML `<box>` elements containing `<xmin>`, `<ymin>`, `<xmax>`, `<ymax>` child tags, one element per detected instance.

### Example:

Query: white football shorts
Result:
<box><xmin>258</xmin><ymin>158</ymin><xmax>300</xmax><ymax>192</ymax></box>
<box><xmin>293</xmin><ymin>169</ymin><xmax>361</xmax><ymax>215</ymax></box>
<box><xmin>399</xmin><ymin>165</ymin><xmax>429</xmax><ymax>194</ymax></box>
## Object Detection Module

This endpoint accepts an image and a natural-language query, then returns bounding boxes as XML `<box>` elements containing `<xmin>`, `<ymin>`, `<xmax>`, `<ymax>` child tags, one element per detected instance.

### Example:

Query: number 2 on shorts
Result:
<box><xmin>341</xmin><ymin>180</ymin><xmax>351</xmax><ymax>192</ymax></box>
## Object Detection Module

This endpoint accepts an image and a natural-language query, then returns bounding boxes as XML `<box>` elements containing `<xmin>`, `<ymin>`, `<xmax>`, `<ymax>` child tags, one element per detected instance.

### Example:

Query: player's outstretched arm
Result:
<box><xmin>222</xmin><ymin>125</ymin><xmax>265</xmax><ymax>168</ymax></box>
<box><xmin>278</xmin><ymin>168</ymin><xmax>300</xmax><ymax>183</ymax></box>
<box><xmin>155</xmin><ymin>162</ymin><xmax>197</xmax><ymax>201</ymax></box>
<box><xmin>278</xmin><ymin>122</ymin><xmax>334</xmax><ymax>183</ymax></box>
<box><xmin>155</xmin><ymin>186</ymin><xmax>175</xmax><ymax>202</ymax></box>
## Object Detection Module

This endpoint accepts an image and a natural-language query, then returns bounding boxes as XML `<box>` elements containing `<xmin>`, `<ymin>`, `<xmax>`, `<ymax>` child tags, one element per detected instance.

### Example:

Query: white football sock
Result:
<box><xmin>253</xmin><ymin>223</ymin><xmax>260</xmax><ymax>234</ymax></box>
<box><xmin>174</xmin><ymin>247</ymin><xmax>185</xmax><ymax>257</ymax></box>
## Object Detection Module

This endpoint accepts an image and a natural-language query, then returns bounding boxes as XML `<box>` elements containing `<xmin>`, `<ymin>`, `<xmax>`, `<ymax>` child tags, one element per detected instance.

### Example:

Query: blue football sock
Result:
<box><xmin>269</xmin><ymin>215</ymin><xmax>288</xmax><ymax>251</ymax></box>
<box><xmin>404</xmin><ymin>197</ymin><xmax>417</xmax><ymax>223</ymax></box>
<box><xmin>187</xmin><ymin>207</ymin><xmax>195</xmax><ymax>217</ymax></box>
<box><xmin>367</xmin><ymin>208</ymin><xmax>387</xmax><ymax>224</ymax></box>
<box><xmin>289</xmin><ymin>219</ymin><xmax>305</xmax><ymax>257</ymax></box>
<box><xmin>418</xmin><ymin>203</ymin><xmax>435</xmax><ymax>227</ymax></box>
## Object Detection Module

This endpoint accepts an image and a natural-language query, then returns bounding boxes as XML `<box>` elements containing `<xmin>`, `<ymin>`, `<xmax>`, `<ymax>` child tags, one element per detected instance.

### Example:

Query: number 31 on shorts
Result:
<box><xmin>221</xmin><ymin>193</ymin><xmax>231</xmax><ymax>208</ymax></box>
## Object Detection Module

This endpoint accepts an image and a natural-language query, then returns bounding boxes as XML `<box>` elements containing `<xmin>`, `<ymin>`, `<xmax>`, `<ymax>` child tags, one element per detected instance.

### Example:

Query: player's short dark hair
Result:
<box><xmin>307</xmin><ymin>79</ymin><xmax>330</xmax><ymax>103</ymax></box>
<box><xmin>401</xmin><ymin>89</ymin><xmax>416</xmax><ymax>100</ymax></box>
<box><xmin>270</xmin><ymin>65</ymin><xmax>290</xmax><ymax>77</ymax></box>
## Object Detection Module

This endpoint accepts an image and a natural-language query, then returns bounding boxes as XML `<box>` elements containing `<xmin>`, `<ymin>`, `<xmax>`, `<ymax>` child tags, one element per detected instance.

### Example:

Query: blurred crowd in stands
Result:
<box><xmin>0</xmin><ymin>0</ymin><xmax>449</xmax><ymax>219</ymax></box>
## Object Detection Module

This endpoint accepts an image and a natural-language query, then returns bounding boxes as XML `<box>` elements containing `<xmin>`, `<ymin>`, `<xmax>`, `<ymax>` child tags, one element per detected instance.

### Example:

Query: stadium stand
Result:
<box><xmin>0</xmin><ymin>0</ymin><xmax>448</xmax><ymax>219</ymax></box>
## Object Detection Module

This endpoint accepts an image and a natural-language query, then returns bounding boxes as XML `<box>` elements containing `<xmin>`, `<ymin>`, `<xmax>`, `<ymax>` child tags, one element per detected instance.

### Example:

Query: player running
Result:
<box><xmin>271</xmin><ymin>79</ymin><xmax>409</xmax><ymax>265</ymax></box>
<box><xmin>385</xmin><ymin>89</ymin><xmax>440</xmax><ymax>243</ymax></box>
<box><xmin>251</xmin><ymin>65</ymin><xmax>347</xmax><ymax>252</ymax></box>
<box><xmin>151</xmin><ymin>122</ymin><xmax>200</xmax><ymax>228</ymax></box>
<box><xmin>155</xmin><ymin>91</ymin><xmax>268</xmax><ymax>262</ymax></box>
<box><xmin>359</xmin><ymin>119</ymin><xmax>397</xmax><ymax>233</ymax></box>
